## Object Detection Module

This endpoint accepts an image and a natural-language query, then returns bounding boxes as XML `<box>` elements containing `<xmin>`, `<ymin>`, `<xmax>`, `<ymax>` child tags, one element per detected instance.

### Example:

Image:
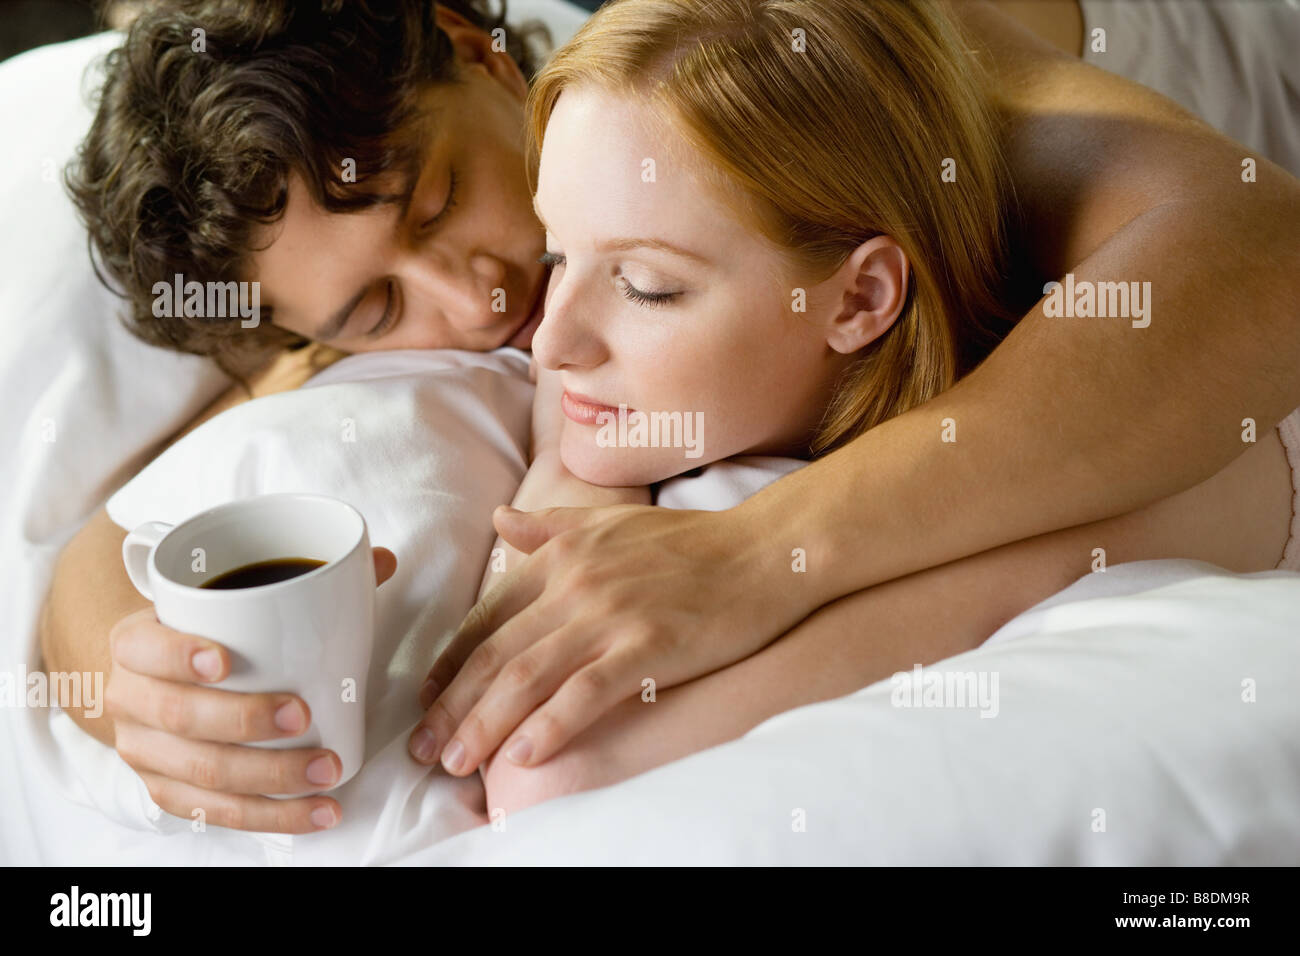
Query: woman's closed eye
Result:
<box><xmin>538</xmin><ymin>251</ymin><xmax>681</xmax><ymax>308</ymax></box>
<box><xmin>617</xmin><ymin>277</ymin><xmax>679</xmax><ymax>308</ymax></box>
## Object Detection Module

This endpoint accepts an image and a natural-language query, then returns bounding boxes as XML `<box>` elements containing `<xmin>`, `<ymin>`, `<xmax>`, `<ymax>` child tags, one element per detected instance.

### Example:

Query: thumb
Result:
<box><xmin>493</xmin><ymin>505</ymin><xmax>601</xmax><ymax>554</ymax></box>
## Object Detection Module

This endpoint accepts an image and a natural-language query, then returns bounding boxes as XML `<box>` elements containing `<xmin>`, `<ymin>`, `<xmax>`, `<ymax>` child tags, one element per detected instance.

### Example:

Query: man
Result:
<box><xmin>67</xmin><ymin>0</ymin><xmax>548</xmax><ymax>377</ymax></box>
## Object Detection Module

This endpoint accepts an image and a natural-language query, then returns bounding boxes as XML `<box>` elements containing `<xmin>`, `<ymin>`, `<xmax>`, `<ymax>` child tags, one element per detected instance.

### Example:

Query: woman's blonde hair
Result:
<box><xmin>528</xmin><ymin>0</ymin><xmax>1018</xmax><ymax>455</ymax></box>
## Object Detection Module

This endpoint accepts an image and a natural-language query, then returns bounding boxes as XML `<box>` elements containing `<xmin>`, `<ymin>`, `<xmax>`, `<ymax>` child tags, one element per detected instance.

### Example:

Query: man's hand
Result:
<box><xmin>104</xmin><ymin>548</ymin><xmax>395</xmax><ymax>834</ymax></box>
<box><xmin>409</xmin><ymin>504</ymin><xmax>793</xmax><ymax>775</ymax></box>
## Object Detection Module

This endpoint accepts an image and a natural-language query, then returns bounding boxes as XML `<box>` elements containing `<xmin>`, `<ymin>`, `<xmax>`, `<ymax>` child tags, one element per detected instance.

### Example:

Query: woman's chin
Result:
<box><xmin>560</xmin><ymin>435</ymin><xmax>704</xmax><ymax>488</ymax></box>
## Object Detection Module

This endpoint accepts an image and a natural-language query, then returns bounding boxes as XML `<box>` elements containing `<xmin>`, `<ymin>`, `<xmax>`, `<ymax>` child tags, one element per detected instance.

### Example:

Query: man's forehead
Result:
<box><xmin>248</xmin><ymin>172</ymin><xmax>391</xmax><ymax>319</ymax></box>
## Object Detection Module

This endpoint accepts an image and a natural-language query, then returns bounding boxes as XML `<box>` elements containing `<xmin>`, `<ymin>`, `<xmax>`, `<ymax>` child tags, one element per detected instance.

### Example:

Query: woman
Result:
<box><xmin>43</xmin><ymin>0</ymin><xmax>1300</xmax><ymax>835</ymax></box>
<box><xmin>412</xmin><ymin>0</ymin><xmax>1300</xmax><ymax>813</ymax></box>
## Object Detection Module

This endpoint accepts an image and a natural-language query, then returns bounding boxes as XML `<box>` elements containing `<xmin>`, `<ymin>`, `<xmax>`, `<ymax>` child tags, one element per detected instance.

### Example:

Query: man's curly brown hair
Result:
<box><xmin>66</xmin><ymin>0</ymin><xmax>542</xmax><ymax>377</ymax></box>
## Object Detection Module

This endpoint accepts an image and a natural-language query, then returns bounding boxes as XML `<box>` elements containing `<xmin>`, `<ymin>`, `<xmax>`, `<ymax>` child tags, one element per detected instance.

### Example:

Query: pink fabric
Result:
<box><xmin>1275</xmin><ymin>407</ymin><xmax>1300</xmax><ymax>572</ymax></box>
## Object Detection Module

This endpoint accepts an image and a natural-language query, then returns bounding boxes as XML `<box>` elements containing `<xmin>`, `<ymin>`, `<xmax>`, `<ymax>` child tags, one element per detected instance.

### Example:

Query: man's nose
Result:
<box><xmin>401</xmin><ymin>250</ymin><xmax>510</xmax><ymax>329</ymax></box>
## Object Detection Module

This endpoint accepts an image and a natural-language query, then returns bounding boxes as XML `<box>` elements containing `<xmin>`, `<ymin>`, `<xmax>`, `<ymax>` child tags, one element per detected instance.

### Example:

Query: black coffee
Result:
<box><xmin>201</xmin><ymin>558</ymin><xmax>326</xmax><ymax>590</ymax></box>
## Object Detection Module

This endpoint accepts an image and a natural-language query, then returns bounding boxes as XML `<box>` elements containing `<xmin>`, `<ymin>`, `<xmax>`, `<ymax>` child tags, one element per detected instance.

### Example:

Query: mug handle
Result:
<box><xmin>121</xmin><ymin>521</ymin><xmax>174</xmax><ymax>601</ymax></box>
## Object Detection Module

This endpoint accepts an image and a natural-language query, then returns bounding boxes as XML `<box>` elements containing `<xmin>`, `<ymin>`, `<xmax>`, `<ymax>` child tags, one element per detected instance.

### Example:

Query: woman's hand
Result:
<box><xmin>409</xmin><ymin>502</ymin><xmax>805</xmax><ymax>775</ymax></box>
<box><xmin>105</xmin><ymin>548</ymin><xmax>395</xmax><ymax>834</ymax></box>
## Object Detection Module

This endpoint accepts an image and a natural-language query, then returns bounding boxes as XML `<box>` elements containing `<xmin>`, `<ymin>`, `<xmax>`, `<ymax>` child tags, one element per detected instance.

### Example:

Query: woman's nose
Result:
<box><xmin>531</xmin><ymin>273</ymin><xmax>604</xmax><ymax>370</ymax></box>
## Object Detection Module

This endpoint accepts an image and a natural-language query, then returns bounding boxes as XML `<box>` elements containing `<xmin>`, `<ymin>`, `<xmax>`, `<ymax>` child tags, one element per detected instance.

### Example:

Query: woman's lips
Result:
<box><xmin>561</xmin><ymin>389</ymin><xmax>631</xmax><ymax>426</ymax></box>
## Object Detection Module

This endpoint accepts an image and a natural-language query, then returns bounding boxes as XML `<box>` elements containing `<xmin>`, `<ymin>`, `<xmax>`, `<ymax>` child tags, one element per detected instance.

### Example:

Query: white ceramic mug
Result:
<box><xmin>122</xmin><ymin>493</ymin><xmax>376</xmax><ymax>794</ymax></box>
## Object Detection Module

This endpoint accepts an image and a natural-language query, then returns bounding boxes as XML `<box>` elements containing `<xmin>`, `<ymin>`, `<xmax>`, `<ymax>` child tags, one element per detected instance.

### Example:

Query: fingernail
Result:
<box><xmin>418</xmin><ymin>678</ymin><xmax>439</xmax><ymax>709</ymax></box>
<box><xmin>410</xmin><ymin>728</ymin><xmax>437</xmax><ymax>762</ymax></box>
<box><xmin>310</xmin><ymin>806</ymin><xmax>338</xmax><ymax>830</ymax></box>
<box><xmin>306</xmin><ymin>756</ymin><xmax>337</xmax><ymax>786</ymax></box>
<box><xmin>275</xmin><ymin>702</ymin><xmax>304</xmax><ymax>734</ymax></box>
<box><xmin>192</xmin><ymin>649</ymin><xmax>221</xmax><ymax>680</ymax></box>
<box><xmin>505</xmin><ymin>736</ymin><xmax>532</xmax><ymax>765</ymax></box>
<box><xmin>441</xmin><ymin>739</ymin><xmax>465</xmax><ymax>773</ymax></box>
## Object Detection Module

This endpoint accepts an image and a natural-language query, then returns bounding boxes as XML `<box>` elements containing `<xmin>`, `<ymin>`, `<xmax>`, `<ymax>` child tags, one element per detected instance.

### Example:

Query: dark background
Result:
<box><xmin>0</xmin><ymin>0</ymin><xmax>100</xmax><ymax>61</ymax></box>
<box><xmin>0</xmin><ymin>0</ymin><xmax>607</xmax><ymax>63</ymax></box>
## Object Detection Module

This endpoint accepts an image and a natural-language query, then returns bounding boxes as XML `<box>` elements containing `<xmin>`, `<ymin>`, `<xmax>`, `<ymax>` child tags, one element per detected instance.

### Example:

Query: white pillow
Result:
<box><xmin>91</xmin><ymin>348</ymin><xmax>533</xmax><ymax>849</ymax></box>
<box><xmin>105</xmin><ymin>348</ymin><xmax>534</xmax><ymax>722</ymax></box>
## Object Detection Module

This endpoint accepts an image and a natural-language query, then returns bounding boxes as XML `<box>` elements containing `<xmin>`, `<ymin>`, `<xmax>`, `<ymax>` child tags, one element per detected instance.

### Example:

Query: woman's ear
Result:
<box><xmin>822</xmin><ymin>236</ymin><xmax>910</xmax><ymax>355</ymax></box>
<box><xmin>434</xmin><ymin>5</ymin><xmax>528</xmax><ymax>100</ymax></box>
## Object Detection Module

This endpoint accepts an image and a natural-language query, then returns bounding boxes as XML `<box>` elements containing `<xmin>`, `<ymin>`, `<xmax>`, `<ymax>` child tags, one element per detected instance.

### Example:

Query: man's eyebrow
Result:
<box><xmin>373</xmin><ymin>173</ymin><xmax>419</xmax><ymax>222</ymax></box>
<box><xmin>316</xmin><ymin>285</ymin><xmax>370</xmax><ymax>341</ymax></box>
<box><xmin>375</xmin><ymin>114</ymin><xmax>440</xmax><ymax>222</ymax></box>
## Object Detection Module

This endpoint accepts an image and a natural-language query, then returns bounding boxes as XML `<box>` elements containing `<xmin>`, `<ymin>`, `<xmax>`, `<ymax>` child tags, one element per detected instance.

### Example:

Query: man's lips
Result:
<box><xmin>504</xmin><ymin>275</ymin><xmax>547</xmax><ymax>349</ymax></box>
<box><xmin>561</xmin><ymin>389</ymin><xmax>633</xmax><ymax>426</ymax></box>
